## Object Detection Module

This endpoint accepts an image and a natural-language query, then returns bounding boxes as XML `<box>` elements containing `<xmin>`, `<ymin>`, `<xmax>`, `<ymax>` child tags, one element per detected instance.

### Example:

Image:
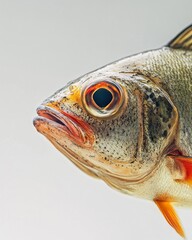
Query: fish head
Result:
<box><xmin>34</xmin><ymin>63</ymin><xmax>178</xmax><ymax>189</ymax></box>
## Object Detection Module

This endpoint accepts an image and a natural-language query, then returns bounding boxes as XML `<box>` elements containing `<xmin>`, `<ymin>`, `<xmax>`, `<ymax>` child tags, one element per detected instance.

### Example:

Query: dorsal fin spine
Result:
<box><xmin>167</xmin><ymin>24</ymin><xmax>192</xmax><ymax>50</ymax></box>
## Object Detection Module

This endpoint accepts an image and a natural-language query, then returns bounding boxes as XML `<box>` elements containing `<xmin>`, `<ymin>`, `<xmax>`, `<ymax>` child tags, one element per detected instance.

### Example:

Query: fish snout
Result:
<box><xmin>33</xmin><ymin>104</ymin><xmax>95</xmax><ymax>148</ymax></box>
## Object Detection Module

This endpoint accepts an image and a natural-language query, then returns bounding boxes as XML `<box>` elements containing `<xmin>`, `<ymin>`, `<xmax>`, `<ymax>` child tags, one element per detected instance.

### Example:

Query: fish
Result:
<box><xmin>33</xmin><ymin>24</ymin><xmax>192</xmax><ymax>238</ymax></box>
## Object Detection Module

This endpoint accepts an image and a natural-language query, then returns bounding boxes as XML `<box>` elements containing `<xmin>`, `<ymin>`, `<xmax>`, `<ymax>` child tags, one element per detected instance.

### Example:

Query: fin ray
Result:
<box><xmin>169</xmin><ymin>155</ymin><xmax>192</xmax><ymax>184</ymax></box>
<box><xmin>154</xmin><ymin>200</ymin><xmax>185</xmax><ymax>238</ymax></box>
<box><xmin>167</xmin><ymin>24</ymin><xmax>192</xmax><ymax>50</ymax></box>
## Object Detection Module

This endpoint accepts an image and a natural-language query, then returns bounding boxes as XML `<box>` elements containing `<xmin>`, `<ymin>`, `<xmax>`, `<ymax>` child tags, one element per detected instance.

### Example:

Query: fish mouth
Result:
<box><xmin>33</xmin><ymin>105</ymin><xmax>95</xmax><ymax>147</ymax></box>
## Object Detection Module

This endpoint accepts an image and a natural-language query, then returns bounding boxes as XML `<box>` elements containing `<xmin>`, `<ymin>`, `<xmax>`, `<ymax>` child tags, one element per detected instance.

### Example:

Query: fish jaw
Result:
<box><xmin>33</xmin><ymin>105</ymin><xmax>95</xmax><ymax>148</ymax></box>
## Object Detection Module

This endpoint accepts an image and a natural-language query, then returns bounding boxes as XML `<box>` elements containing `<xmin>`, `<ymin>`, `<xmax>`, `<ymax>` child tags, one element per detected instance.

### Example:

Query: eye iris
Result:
<box><xmin>93</xmin><ymin>88</ymin><xmax>113</xmax><ymax>108</ymax></box>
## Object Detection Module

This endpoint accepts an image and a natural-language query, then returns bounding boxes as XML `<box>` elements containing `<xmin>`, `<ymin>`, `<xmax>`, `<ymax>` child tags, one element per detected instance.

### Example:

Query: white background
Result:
<box><xmin>0</xmin><ymin>0</ymin><xmax>192</xmax><ymax>239</ymax></box>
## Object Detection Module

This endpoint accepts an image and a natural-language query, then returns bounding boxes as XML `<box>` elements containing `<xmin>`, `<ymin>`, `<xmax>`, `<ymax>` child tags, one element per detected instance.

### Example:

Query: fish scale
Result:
<box><xmin>34</xmin><ymin>25</ymin><xmax>192</xmax><ymax>238</ymax></box>
<box><xmin>144</xmin><ymin>49</ymin><xmax>192</xmax><ymax>155</ymax></box>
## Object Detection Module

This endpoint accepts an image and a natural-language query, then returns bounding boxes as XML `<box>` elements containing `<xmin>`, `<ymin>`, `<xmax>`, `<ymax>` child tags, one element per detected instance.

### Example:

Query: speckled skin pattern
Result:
<box><xmin>34</xmin><ymin>46</ymin><xmax>192</xmax><ymax>205</ymax></box>
<box><xmin>124</xmin><ymin>48</ymin><xmax>192</xmax><ymax>156</ymax></box>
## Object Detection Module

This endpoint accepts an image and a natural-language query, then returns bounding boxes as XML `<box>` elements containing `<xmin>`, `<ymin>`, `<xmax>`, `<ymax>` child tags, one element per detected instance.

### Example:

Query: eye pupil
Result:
<box><xmin>93</xmin><ymin>88</ymin><xmax>113</xmax><ymax>108</ymax></box>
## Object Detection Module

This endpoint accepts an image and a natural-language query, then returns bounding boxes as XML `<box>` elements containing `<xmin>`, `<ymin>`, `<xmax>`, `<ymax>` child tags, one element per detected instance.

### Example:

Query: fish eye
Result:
<box><xmin>82</xmin><ymin>80</ymin><xmax>127</xmax><ymax>119</ymax></box>
<box><xmin>93</xmin><ymin>88</ymin><xmax>113</xmax><ymax>108</ymax></box>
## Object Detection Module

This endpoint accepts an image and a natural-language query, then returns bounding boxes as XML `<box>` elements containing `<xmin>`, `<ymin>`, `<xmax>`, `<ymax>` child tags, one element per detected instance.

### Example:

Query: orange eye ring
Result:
<box><xmin>81</xmin><ymin>79</ymin><xmax>127</xmax><ymax>119</ymax></box>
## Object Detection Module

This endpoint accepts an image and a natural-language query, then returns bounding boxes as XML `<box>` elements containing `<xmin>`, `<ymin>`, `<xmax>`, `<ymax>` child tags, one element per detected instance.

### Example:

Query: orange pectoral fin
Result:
<box><xmin>169</xmin><ymin>155</ymin><xmax>192</xmax><ymax>184</ymax></box>
<box><xmin>154</xmin><ymin>200</ymin><xmax>185</xmax><ymax>238</ymax></box>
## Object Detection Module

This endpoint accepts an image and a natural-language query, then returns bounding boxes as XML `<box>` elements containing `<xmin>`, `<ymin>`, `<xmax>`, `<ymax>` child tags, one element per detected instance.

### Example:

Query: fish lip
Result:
<box><xmin>33</xmin><ymin>105</ymin><xmax>95</xmax><ymax>147</ymax></box>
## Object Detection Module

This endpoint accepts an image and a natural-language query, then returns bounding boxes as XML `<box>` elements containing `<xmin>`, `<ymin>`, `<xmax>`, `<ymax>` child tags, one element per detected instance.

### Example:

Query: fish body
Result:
<box><xmin>34</xmin><ymin>25</ymin><xmax>192</xmax><ymax>238</ymax></box>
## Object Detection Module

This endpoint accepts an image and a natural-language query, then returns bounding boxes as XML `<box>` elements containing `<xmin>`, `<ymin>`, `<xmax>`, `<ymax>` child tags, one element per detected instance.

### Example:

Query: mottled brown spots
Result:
<box><xmin>146</xmin><ymin>92</ymin><xmax>174</xmax><ymax>143</ymax></box>
<box><xmin>148</xmin><ymin>107</ymin><xmax>162</xmax><ymax>143</ymax></box>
